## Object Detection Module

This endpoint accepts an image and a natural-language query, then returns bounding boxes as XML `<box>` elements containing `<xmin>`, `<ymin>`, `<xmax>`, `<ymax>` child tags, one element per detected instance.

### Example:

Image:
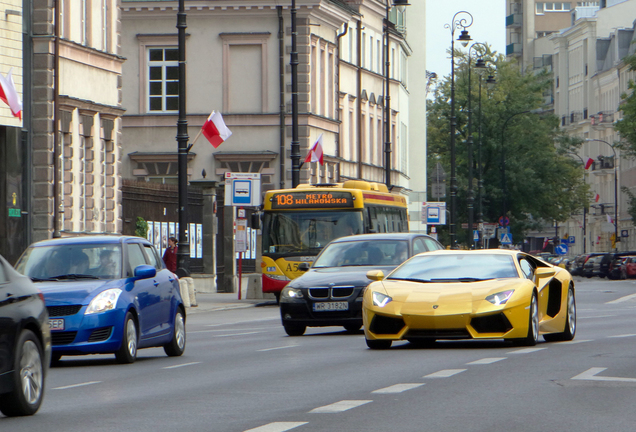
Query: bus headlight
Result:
<box><xmin>266</xmin><ymin>273</ymin><xmax>290</xmax><ymax>281</ymax></box>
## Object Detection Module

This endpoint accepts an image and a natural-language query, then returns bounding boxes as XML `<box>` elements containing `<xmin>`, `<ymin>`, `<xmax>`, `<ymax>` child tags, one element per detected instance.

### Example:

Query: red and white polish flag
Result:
<box><xmin>585</xmin><ymin>158</ymin><xmax>594</xmax><ymax>170</ymax></box>
<box><xmin>0</xmin><ymin>68</ymin><xmax>22</xmax><ymax>120</ymax></box>
<box><xmin>595</xmin><ymin>193</ymin><xmax>600</xmax><ymax>202</ymax></box>
<box><xmin>304</xmin><ymin>134</ymin><xmax>324</xmax><ymax>165</ymax></box>
<box><xmin>201</xmin><ymin>111</ymin><xmax>232</xmax><ymax>148</ymax></box>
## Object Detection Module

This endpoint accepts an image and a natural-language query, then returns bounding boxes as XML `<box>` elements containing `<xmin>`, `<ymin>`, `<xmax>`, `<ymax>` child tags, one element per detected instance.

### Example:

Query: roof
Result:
<box><xmin>28</xmin><ymin>235</ymin><xmax>147</xmax><ymax>247</ymax></box>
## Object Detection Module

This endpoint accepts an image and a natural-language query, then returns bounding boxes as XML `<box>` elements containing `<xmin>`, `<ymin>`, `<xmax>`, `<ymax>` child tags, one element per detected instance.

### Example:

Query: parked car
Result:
<box><xmin>362</xmin><ymin>249</ymin><xmax>576</xmax><ymax>349</ymax></box>
<box><xmin>0</xmin><ymin>253</ymin><xmax>51</xmax><ymax>417</ymax></box>
<box><xmin>608</xmin><ymin>257</ymin><xmax>627</xmax><ymax>280</ymax></box>
<box><xmin>595</xmin><ymin>253</ymin><xmax>614</xmax><ymax>278</ymax></box>
<box><xmin>279</xmin><ymin>233</ymin><xmax>444</xmax><ymax>336</ymax></box>
<box><xmin>584</xmin><ymin>255</ymin><xmax>603</xmax><ymax>278</ymax></box>
<box><xmin>569</xmin><ymin>254</ymin><xmax>590</xmax><ymax>276</ymax></box>
<box><xmin>621</xmin><ymin>256</ymin><xmax>636</xmax><ymax>279</ymax></box>
<box><xmin>15</xmin><ymin>235</ymin><xmax>186</xmax><ymax>364</ymax></box>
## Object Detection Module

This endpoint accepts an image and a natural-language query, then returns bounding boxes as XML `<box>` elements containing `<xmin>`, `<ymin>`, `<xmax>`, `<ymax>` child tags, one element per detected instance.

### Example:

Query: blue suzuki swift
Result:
<box><xmin>15</xmin><ymin>236</ymin><xmax>186</xmax><ymax>364</ymax></box>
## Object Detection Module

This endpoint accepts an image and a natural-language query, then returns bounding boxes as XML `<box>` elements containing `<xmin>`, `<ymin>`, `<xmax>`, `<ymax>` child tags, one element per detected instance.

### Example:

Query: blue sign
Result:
<box><xmin>499</xmin><ymin>231</ymin><xmax>512</xmax><ymax>245</ymax></box>
<box><xmin>568</xmin><ymin>236</ymin><xmax>575</xmax><ymax>244</ymax></box>
<box><xmin>232</xmin><ymin>180</ymin><xmax>252</xmax><ymax>204</ymax></box>
<box><xmin>473</xmin><ymin>230</ymin><xmax>479</xmax><ymax>241</ymax></box>
<box><xmin>555</xmin><ymin>243</ymin><xmax>569</xmax><ymax>255</ymax></box>
<box><xmin>498</xmin><ymin>216</ymin><xmax>510</xmax><ymax>227</ymax></box>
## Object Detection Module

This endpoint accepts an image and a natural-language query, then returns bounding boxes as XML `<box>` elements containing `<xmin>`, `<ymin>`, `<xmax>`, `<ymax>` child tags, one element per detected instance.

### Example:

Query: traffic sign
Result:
<box><xmin>498</xmin><ymin>216</ymin><xmax>510</xmax><ymax>227</ymax></box>
<box><xmin>555</xmin><ymin>243</ymin><xmax>569</xmax><ymax>255</ymax></box>
<box><xmin>225</xmin><ymin>172</ymin><xmax>261</xmax><ymax>207</ymax></box>
<box><xmin>422</xmin><ymin>202</ymin><xmax>446</xmax><ymax>225</ymax></box>
<box><xmin>473</xmin><ymin>230</ymin><xmax>479</xmax><ymax>241</ymax></box>
<box><xmin>499</xmin><ymin>231</ymin><xmax>512</xmax><ymax>245</ymax></box>
<box><xmin>569</xmin><ymin>236</ymin><xmax>575</xmax><ymax>244</ymax></box>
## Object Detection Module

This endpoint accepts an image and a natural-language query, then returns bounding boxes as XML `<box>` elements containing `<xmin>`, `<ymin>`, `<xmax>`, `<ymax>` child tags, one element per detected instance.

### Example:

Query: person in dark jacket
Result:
<box><xmin>163</xmin><ymin>237</ymin><xmax>178</xmax><ymax>272</ymax></box>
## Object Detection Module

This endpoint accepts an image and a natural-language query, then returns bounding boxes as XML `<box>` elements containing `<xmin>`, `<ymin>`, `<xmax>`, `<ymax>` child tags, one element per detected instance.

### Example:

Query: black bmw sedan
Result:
<box><xmin>279</xmin><ymin>233</ymin><xmax>444</xmax><ymax>336</ymax></box>
<box><xmin>0</xmin><ymin>253</ymin><xmax>51</xmax><ymax>417</ymax></box>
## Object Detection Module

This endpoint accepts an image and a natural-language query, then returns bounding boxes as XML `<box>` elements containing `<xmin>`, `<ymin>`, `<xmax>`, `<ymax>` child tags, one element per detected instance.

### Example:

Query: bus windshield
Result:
<box><xmin>262</xmin><ymin>211</ymin><xmax>364</xmax><ymax>255</ymax></box>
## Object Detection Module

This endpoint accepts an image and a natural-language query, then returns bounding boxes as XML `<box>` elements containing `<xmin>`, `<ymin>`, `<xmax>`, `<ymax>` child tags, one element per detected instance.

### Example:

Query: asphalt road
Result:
<box><xmin>4</xmin><ymin>276</ymin><xmax>636</xmax><ymax>432</ymax></box>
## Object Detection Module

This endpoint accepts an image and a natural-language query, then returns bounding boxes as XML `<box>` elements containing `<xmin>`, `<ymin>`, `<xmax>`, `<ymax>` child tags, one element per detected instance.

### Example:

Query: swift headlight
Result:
<box><xmin>281</xmin><ymin>287</ymin><xmax>303</xmax><ymax>300</ymax></box>
<box><xmin>372</xmin><ymin>291</ymin><xmax>392</xmax><ymax>308</ymax></box>
<box><xmin>485</xmin><ymin>290</ymin><xmax>515</xmax><ymax>306</ymax></box>
<box><xmin>85</xmin><ymin>288</ymin><xmax>122</xmax><ymax>314</ymax></box>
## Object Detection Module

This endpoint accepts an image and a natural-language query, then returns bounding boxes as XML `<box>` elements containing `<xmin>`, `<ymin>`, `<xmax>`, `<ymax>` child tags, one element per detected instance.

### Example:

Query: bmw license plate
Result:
<box><xmin>313</xmin><ymin>302</ymin><xmax>348</xmax><ymax>312</ymax></box>
<box><xmin>49</xmin><ymin>319</ymin><xmax>65</xmax><ymax>331</ymax></box>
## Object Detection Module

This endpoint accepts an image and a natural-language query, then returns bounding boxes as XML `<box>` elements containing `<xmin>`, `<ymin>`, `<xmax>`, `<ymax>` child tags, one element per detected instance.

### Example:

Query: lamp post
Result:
<box><xmin>586</xmin><ymin>138</ymin><xmax>618</xmax><ymax>252</ymax></box>
<box><xmin>383</xmin><ymin>0</ymin><xmax>410</xmax><ymax>189</ymax></box>
<box><xmin>477</xmin><ymin>72</ymin><xmax>496</xmax><ymax>248</ymax></box>
<box><xmin>176</xmin><ymin>0</ymin><xmax>190</xmax><ymax>276</ymax></box>
<box><xmin>290</xmin><ymin>0</ymin><xmax>300</xmax><ymax>187</ymax></box>
<box><xmin>568</xmin><ymin>152</ymin><xmax>588</xmax><ymax>254</ymax></box>
<box><xmin>444</xmin><ymin>11</ymin><xmax>473</xmax><ymax>248</ymax></box>
<box><xmin>466</xmin><ymin>43</ymin><xmax>488</xmax><ymax>248</ymax></box>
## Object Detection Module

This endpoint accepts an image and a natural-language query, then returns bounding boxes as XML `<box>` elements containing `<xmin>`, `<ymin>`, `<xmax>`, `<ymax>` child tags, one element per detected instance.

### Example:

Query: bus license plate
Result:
<box><xmin>313</xmin><ymin>302</ymin><xmax>348</xmax><ymax>312</ymax></box>
<box><xmin>49</xmin><ymin>319</ymin><xmax>65</xmax><ymax>331</ymax></box>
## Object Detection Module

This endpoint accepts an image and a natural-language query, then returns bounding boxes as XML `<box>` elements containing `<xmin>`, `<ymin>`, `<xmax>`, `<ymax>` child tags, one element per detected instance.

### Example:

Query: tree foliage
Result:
<box><xmin>426</xmin><ymin>46</ymin><xmax>589</xmax><ymax>246</ymax></box>
<box><xmin>615</xmin><ymin>53</ymin><xmax>636</xmax><ymax>156</ymax></box>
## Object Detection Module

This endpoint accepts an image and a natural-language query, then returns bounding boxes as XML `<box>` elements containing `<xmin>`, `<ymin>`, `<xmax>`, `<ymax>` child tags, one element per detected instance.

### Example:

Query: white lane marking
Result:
<box><xmin>52</xmin><ymin>381</ymin><xmax>101</xmax><ymax>390</ymax></box>
<box><xmin>578</xmin><ymin>315</ymin><xmax>616</xmax><ymax>319</ymax></box>
<box><xmin>188</xmin><ymin>330</ymin><xmax>266</xmax><ymax>336</ymax></box>
<box><xmin>466</xmin><ymin>357</ymin><xmax>506</xmax><ymax>365</ymax></box>
<box><xmin>257</xmin><ymin>345</ymin><xmax>299</xmax><ymax>352</ymax></box>
<box><xmin>507</xmin><ymin>347</ymin><xmax>546</xmax><ymax>354</ymax></box>
<box><xmin>309</xmin><ymin>400</ymin><xmax>372</xmax><ymax>413</ymax></box>
<box><xmin>555</xmin><ymin>339</ymin><xmax>592</xmax><ymax>345</ymax></box>
<box><xmin>606</xmin><ymin>293</ymin><xmax>636</xmax><ymax>304</ymax></box>
<box><xmin>572</xmin><ymin>367</ymin><xmax>636</xmax><ymax>383</ymax></box>
<box><xmin>244</xmin><ymin>422</ymin><xmax>308</xmax><ymax>432</ymax></box>
<box><xmin>424</xmin><ymin>369</ymin><xmax>466</xmax><ymax>378</ymax></box>
<box><xmin>163</xmin><ymin>362</ymin><xmax>201</xmax><ymax>369</ymax></box>
<box><xmin>372</xmin><ymin>383</ymin><xmax>425</xmax><ymax>394</ymax></box>
<box><xmin>607</xmin><ymin>334</ymin><xmax>636</xmax><ymax>339</ymax></box>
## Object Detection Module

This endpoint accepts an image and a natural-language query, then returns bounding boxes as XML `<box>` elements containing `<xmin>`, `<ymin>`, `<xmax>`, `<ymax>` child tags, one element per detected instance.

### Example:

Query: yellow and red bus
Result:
<box><xmin>261</xmin><ymin>180</ymin><xmax>409</xmax><ymax>300</ymax></box>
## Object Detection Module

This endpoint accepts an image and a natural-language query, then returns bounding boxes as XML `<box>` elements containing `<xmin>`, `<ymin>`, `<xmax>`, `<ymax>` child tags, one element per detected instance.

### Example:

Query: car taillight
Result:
<box><xmin>37</xmin><ymin>289</ymin><xmax>45</xmax><ymax>303</ymax></box>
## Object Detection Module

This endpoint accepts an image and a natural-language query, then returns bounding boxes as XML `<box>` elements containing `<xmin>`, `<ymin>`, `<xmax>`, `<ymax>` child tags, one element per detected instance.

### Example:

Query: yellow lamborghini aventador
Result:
<box><xmin>362</xmin><ymin>249</ymin><xmax>576</xmax><ymax>349</ymax></box>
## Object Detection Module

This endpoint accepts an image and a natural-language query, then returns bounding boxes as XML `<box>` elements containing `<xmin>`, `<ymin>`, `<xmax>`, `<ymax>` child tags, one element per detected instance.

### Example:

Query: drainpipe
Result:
<box><xmin>278</xmin><ymin>6</ymin><xmax>285</xmax><ymax>189</ymax></box>
<box><xmin>53</xmin><ymin>0</ymin><xmax>60</xmax><ymax>237</ymax></box>
<box><xmin>335</xmin><ymin>23</ymin><xmax>348</xmax><ymax>165</ymax></box>
<box><xmin>356</xmin><ymin>20</ymin><xmax>362</xmax><ymax>179</ymax></box>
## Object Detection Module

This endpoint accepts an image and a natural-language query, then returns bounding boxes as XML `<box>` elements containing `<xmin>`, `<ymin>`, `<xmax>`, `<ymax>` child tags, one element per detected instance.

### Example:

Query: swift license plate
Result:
<box><xmin>313</xmin><ymin>302</ymin><xmax>348</xmax><ymax>312</ymax></box>
<box><xmin>49</xmin><ymin>318</ymin><xmax>65</xmax><ymax>331</ymax></box>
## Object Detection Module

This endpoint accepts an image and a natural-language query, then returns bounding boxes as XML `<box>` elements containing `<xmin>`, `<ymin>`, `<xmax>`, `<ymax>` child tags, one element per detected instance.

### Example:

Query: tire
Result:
<box><xmin>283</xmin><ymin>324</ymin><xmax>306</xmax><ymax>336</ymax></box>
<box><xmin>343</xmin><ymin>323</ymin><xmax>362</xmax><ymax>333</ymax></box>
<box><xmin>164</xmin><ymin>309</ymin><xmax>186</xmax><ymax>357</ymax></box>
<box><xmin>115</xmin><ymin>312</ymin><xmax>138</xmax><ymax>364</ymax></box>
<box><xmin>544</xmin><ymin>286</ymin><xmax>576</xmax><ymax>342</ymax></box>
<box><xmin>514</xmin><ymin>293</ymin><xmax>538</xmax><ymax>346</ymax></box>
<box><xmin>366</xmin><ymin>338</ymin><xmax>392</xmax><ymax>349</ymax></box>
<box><xmin>0</xmin><ymin>330</ymin><xmax>45</xmax><ymax>417</ymax></box>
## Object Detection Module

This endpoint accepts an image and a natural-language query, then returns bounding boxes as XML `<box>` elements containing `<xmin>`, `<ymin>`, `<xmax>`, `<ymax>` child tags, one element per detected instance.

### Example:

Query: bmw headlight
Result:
<box><xmin>267</xmin><ymin>273</ymin><xmax>290</xmax><ymax>281</ymax></box>
<box><xmin>281</xmin><ymin>287</ymin><xmax>303</xmax><ymax>300</ymax></box>
<box><xmin>485</xmin><ymin>290</ymin><xmax>515</xmax><ymax>305</ymax></box>
<box><xmin>372</xmin><ymin>291</ymin><xmax>392</xmax><ymax>308</ymax></box>
<box><xmin>85</xmin><ymin>288</ymin><xmax>122</xmax><ymax>314</ymax></box>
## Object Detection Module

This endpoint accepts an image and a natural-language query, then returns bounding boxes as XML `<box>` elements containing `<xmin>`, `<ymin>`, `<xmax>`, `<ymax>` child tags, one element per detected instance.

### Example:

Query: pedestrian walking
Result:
<box><xmin>163</xmin><ymin>236</ymin><xmax>178</xmax><ymax>272</ymax></box>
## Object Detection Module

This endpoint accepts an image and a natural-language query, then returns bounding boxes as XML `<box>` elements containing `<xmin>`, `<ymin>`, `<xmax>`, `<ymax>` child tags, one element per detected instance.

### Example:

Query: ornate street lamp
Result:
<box><xmin>444</xmin><ymin>11</ymin><xmax>473</xmax><ymax>248</ymax></box>
<box><xmin>586</xmin><ymin>138</ymin><xmax>618</xmax><ymax>251</ymax></box>
<box><xmin>476</xmin><ymin>72</ymin><xmax>496</xmax><ymax>248</ymax></box>
<box><xmin>384</xmin><ymin>0</ymin><xmax>410</xmax><ymax>188</ymax></box>
<box><xmin>466</xmin><ymin>42</ymin><xmax>488</xmax><ymax>248</ymax></box>
<box><xmin>291</xmin><ymin>0</ymin><xmax>300</xmax><ymax>187</ymax></box>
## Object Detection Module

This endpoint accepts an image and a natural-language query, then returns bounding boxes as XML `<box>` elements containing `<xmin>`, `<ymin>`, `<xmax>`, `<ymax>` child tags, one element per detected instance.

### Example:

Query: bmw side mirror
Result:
<box><xmin>298</xmin><ymin>262</ymin><xmax>310</xmax><ymax>272</ymax></box>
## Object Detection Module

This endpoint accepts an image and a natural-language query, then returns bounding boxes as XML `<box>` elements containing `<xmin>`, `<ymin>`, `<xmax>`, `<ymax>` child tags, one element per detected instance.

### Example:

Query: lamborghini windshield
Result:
<box><xmin>262</xmin><ymin>211</ymin><xmax>363</xmax><ymax>255</ymax></box>
<box><xmin>387</xmin><ymin>253</ymin><xmax>519</xmax><ymax>282</ymax></box>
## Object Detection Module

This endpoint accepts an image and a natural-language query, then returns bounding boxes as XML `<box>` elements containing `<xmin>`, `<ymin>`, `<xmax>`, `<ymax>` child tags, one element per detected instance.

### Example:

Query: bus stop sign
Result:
<box><xmin>225</xmin><ymin>172</ymin><xmax>261</xmax><ymax>207</ymax></box>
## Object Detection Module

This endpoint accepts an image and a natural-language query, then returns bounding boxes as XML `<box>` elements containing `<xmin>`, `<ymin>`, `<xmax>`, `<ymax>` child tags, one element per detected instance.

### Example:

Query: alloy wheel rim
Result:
<box><xmin>175</xmin><ymin>313</ymin><xmax>185</xmax><ymax>349</ymax></box>
<box><xmin>126</xmin><ymin>319</ymin><xmax>137</xmax><ymax>357</ymax></box>
<box><xmin>568</xmin><ymin>291</ymin><xmax>576</xmax><ymax>334</ymax></box>
<box><xmin>20</xmin><ymin>340</ymin><xmax>43</xmax><ymax>405</ymax></box>
<box><xmin>531</xmin><ymin>297</ymin><xmax>539</xmax><ymax>341</ymax></box>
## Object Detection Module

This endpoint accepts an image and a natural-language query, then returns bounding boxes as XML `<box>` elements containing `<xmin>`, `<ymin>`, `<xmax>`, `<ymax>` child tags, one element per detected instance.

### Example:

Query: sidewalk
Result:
<box><xmin>185</xmin><ymin>292</ymin><xmax>278</xmax><ymax>314</ymax></box>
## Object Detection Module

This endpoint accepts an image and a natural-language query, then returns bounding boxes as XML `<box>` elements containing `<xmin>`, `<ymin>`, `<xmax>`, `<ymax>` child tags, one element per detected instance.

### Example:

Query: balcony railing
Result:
<box><xmin>506</xmin><ymin>43</ymin><xmax>522</xmax><ymax>56</ymax></box>
<box><xmin>506</xmin><ymin>13</ymin><xmax>522</xmax><ymax>27</ymax></box>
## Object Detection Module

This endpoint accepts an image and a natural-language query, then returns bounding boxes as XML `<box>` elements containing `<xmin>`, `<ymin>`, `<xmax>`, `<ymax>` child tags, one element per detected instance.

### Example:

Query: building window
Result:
<box><xmin>536</xmin><ymin>2</ymin><xmax>544</xmax><ymax>14</ymax></box>
<box><xmin>536</xmin><ymin>2</ymin><xmax>571</xmax><ymax>13</ymax></box>
<box><xmin>147</xmin><ymin>48</ymin><xmax>179</xmax><ymax>112</ymax></box>
<box><xmin>537</xmin><ymin>31</ymin><xmax>554</xmax><ymax>38</ymax></box>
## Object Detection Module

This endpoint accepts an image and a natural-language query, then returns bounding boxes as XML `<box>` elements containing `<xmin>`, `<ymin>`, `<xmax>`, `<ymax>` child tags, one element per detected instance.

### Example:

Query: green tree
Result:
<box><xmin>135</xmin><ymin>216</ymin><xmax>148</xmax><ymax>238</ymax></box>
<box><xmin>615</xmin><ymin>53</ymin><xmax>636</xmax><ymax>156</ymax></box>
<box><xmin>427</xmin><ymin>46</ymin><xmax>589</xmax><ymax>246</ymax></box>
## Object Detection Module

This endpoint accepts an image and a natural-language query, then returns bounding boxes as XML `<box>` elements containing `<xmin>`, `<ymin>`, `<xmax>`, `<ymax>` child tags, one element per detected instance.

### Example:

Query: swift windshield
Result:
<box><xmin>387</xmin><ymin>254</ymin><xmax>519</xmax><ymax>282</ymax></box>
<box><xmin>262</xmin><ymin>211</ymin><xmax>363</xmax><ymax>255</ymax></box>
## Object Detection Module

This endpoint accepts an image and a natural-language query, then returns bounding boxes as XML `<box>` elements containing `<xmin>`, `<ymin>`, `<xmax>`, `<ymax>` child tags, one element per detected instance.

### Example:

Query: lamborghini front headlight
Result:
<box><xmin>485</xmin><ymin>290</ymin><xmax>515</xmax><ymax>305</ymax></box>
<box><xmin>372</xmin><ymin>291</ymin><xmax>392</xmax><ymax>308</ymax></box>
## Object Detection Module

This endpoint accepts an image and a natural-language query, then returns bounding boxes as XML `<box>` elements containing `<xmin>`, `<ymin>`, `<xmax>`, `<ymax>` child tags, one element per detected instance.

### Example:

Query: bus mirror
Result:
<box><xmin>251</xmin><ymin>213</ymin><xmax>261</xmax><ymax>230</ymax></box>
<box><xmin>298</xmin><ymin>262</ymin><xmax>310</xmax><ymax>271</ymax></box>
<box><xmin>366</xmin><ymin>270</ymin><xmax>385</xmax><ymax>281</ymax></box>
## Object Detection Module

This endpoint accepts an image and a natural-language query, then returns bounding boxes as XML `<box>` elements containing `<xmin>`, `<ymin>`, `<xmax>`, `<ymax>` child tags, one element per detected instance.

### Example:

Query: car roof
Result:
<box><xmin>27</xmin><ymin>235</ymin><xmax>148</xmax><ymax>247</ymax></box>
<box><xmin>330</xmin><ymin>233</ymin><xmax>438</xmax><ymax>243</ymax></box>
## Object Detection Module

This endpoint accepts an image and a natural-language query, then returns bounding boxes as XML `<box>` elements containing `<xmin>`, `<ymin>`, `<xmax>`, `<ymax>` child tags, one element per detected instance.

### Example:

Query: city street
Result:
<box><xmin>5</xmin><ymin>277</ymin><xmax>636</xmax><ymax>431</ymax></box>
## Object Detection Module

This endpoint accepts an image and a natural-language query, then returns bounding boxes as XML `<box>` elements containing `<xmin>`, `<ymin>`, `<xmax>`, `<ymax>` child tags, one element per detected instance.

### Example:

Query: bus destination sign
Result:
<box><xmin>271</xmin><ymin>191</ymin><xmax>354</xmax><ymax>209</ymax></box>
